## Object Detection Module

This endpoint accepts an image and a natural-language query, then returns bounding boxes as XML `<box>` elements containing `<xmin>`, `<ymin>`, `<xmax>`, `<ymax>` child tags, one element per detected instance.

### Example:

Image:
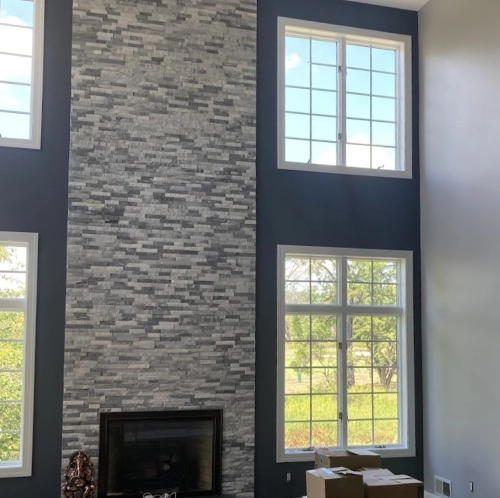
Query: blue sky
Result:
<box><xmin>285</xmin><ymin>36</ymin><xmax>397</xmax><ymax>169</ymax></box>
<box><xmin>0</xmin><ymin>0</ymin><xmax>34</xmax><ymax>140</ymax></box>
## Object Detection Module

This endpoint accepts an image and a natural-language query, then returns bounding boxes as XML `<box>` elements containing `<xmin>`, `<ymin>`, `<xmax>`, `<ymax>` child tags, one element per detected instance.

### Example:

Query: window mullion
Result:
<box><xmin>339</xmin><ymin>256</ymin><xmax>348</xmax><ymax>448</ymax></box>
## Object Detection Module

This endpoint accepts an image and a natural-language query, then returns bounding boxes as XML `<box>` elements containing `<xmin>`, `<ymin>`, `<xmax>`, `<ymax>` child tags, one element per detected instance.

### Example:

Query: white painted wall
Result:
<box><xmin>420</xmin><ymin>0</ymin><xmax>500</xmax><ymax>497</ymax></box>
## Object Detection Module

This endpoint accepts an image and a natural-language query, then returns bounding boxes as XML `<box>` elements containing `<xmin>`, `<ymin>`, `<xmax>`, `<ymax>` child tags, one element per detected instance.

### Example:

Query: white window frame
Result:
<box><xmin>0</xmin><ymin>232</ymin><xmax>38</xmax><ymax>478</ymax></box>
<box><xmin>277</xmin><ymin>17</ymin><xmax>412</xmax><ymax>179</ymax></box>
<box><xmin>0</xmin><ymin>0</ymin><xmax>45</xmax><ymax>149</ymax></box>
<box><xmin>276</xmin><ymin>245</ymin><xmax>415</xmax><ymax>462</ymax></box>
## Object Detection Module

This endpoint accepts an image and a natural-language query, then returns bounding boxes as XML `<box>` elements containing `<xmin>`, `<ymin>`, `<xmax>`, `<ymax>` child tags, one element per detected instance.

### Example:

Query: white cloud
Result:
<box><xmin>1</xmin><ymin>15</ymin><xmax>28</xmax><ymax>27</ymax></box>
<box><xmin>285</xmin><ymin>52</ymin><xmax>302</xmax><ymax>70</ymax></box>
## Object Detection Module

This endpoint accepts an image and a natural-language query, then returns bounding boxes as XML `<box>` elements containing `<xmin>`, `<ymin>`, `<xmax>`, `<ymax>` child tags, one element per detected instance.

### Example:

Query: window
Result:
<box><xmin>277</xmin><ymin>246</ymin><xmax>414</xmax><ymax>462</ymax></box>
<box><xmin>278</xmin><ymin>18</ymin><xmax>412</xmax><ymax>178</ymax></box>
<box><xmin>0</xmin><ymin>232</ymin><xmax>38</xmax><ymax>477</ymax></box>
<box><xmin>0</xmin><ymin>0</ymin><xmax>44</xmax><ymax>149</ymax></box>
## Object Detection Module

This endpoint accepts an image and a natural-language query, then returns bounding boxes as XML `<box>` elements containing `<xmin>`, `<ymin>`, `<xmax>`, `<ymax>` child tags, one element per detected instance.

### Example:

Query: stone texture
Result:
<box><xmin>63</xmin><ymin>0</ymin><xmax>256</xmax><ymax>496</ymax></box>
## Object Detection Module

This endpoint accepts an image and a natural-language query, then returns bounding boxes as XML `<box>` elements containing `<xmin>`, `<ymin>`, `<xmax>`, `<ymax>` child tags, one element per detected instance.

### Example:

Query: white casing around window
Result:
<box><xmin>0</xmin><ymin>0</ymin><xmax>45</xmax><ymax>150</ymax></box>
<box><xmin>276</xmin><ymin>245</ymin><xmax>415</xmax><ymax>462</ymax></box>
<box><xmin>0</xmin><ymin>232</ymin><xmax>38</xmax><ymax>478</ymax></box>
<box><xmin>277</xmin><ymin>17</ymin><xmax>412</xmax><ymax>179</ymax></box>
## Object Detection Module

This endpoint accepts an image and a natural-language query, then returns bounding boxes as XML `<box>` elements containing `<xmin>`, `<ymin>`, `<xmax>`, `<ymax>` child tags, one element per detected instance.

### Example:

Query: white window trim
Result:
<box><xmin>276</xmin><ymin>245</ymin><xmax>415</xmax><ymax>463</ymax></box>
<box><xmin>0</xmin><ymin>232</ymin><xmax>38</xmax><ymax>478</ymax></box>
<box><xmin>277</xmin><ymin>17</ymin><xmax>412</xmax><ymax>179</ymax></box>
<box><xmin>0</xmin><ymin>0</ymin><xmax>45</xmax><ymax>150</ymax></box>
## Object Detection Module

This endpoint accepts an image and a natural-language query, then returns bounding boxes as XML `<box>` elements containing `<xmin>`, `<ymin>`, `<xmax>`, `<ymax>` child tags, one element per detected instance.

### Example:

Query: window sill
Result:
<box><xmin>0</xmin><ymin>137</ymin><xmax>41</xmax><ymax>150</ymax></box>
<box><xmin>277</xmin><ymin>446</ymin><xmax>416</xmax><ymax>463</ymax></box>
<box><xmin>0</xmin><ymin>461</ymin><xmax>31</xmax><ymax>479</ymax></box>
<box><xmin>279</xmin><ymin>162</ymin><xmax>412</xmax><ymax>179</ymax></box>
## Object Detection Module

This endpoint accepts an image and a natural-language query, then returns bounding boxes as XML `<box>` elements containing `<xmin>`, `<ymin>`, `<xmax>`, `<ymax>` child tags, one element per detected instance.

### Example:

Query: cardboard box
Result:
<box><xmin>362</xmin><ymin>473</ymin><xmax>424</xmax><ymax>498</ymax></box>
<box><xmin>306</xmin><ymin>467</ymin><xmax>364</xmax><ymax>498</ymax></box>
<box><xmin>315</xmin><ymin>449</ymin><xmax>381</xmax><ymax>470</ymax></box>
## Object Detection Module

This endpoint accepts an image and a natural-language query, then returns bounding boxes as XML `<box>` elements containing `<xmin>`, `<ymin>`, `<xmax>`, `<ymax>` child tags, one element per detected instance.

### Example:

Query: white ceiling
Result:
<box><xmin>345</xmin><ymin>0</ymin><xmax>430</xmax><ymax>10</ymax></box>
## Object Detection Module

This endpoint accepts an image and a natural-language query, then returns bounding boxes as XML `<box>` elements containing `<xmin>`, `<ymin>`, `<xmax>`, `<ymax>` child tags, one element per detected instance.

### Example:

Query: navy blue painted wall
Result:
<box><xmin>0</xmin><ymin>0</ymin><xmax>72</xmax><ymax>496</ymax></box>
<box><xmin>255</xmin><ymin>1</ymin><xmax>422</xmax><ymax>497</ymax></box>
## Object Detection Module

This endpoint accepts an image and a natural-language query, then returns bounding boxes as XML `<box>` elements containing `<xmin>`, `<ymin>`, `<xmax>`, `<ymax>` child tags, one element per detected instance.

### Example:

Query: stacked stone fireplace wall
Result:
<box><xmin>63</xmin><ymin>0</ymin><xmax>256</xmax><ymax>496</ymax></box>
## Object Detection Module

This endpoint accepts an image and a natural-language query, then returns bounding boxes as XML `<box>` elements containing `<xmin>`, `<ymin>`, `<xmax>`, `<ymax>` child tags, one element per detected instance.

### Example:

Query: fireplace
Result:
<box><xmin>98</xmin><ymin>410</ymin><xmax>222</xmax><ymax>498</ymax></box>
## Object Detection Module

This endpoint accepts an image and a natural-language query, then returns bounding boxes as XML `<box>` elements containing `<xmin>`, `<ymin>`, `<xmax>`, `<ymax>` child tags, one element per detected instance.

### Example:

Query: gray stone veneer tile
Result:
<box><xmin>63</xmin><ymin>1</ymin><xmax>256</xmax><ymax>496</ymax></box>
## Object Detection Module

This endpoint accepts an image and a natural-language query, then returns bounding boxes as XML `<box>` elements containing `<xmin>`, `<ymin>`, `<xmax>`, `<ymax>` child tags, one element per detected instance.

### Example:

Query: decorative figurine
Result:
<box><xmin>62</xmin><ymin>450</ymin><xmax>96</xmax><ymax>498</ymax></box>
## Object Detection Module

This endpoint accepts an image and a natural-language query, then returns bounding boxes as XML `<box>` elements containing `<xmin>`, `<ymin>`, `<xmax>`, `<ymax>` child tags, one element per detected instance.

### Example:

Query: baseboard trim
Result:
<box><xmin>425</xmin><ymin>492</ymin><xmax>439</xmax><ymax>498</ymax></box>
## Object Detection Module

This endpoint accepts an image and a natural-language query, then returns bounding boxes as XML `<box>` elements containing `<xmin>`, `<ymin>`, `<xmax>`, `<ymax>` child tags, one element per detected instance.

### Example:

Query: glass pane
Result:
<box><xmin>286</xmin><ymin>61</ymin><xmax>309</xmax><ymax>88</ymax></box>
<box><xmin>372</xmin><ymin>72</ymin><xmax>396</xmax><ymax>98</ymax></box>
<box><xmin>286</xmin><ymin>36</ymin><xmax>310</xmax><ymax>64</ymax></box>
<box><xmin>373</xmin><ymin>343</ymin><xmax>398</xmax><ymax>367</ymax></box>
<box><xmin>346</xmin><ymin>44</ymin><xmax>370</xmax><ymax>69</ymax></box>
<box><xmin>346</xmin><ymin>69</ymin><xmax>370</xmax><ymax>95</ymax></box>
<box><xmin>312</xmin><ymin>421</ymin><xmax>337</xmax><ymax>447</ymax></box>
<box><xmin>285</xmin><ymin>395</ymin><xmax>310</xmax><ymax>421</ymax></box>
<box><xmin>285</xmin><ymin>281</ymin><xmax>310</xmax><ymax>304</ymax></box>
<box><xmin>347</xmin><ymin>342</ymin><xmax>372</xmax><ymax>368</ymax></box>
<box><xmin>374</xmin><ymin>393</ymin><xmax>398</xmax><ymax>419</ymax></box>
<box><xmin>373</xmin><ymin>283</ymin><xmax>397</xmax><ymax>305</ymax></box>
<box><xmin>286</xmin><ymin>87</ymin><xmax>310</xmax><ymax>113</ymax></box>
<box><xmin>372</xmin><ymin>48</ymin><xmax>396</xmax><ymax>73</ymax></box>
<box><xmin>312</xmin><ymin>395</ymin><xmax>337</xmax><ymax>420</ymax></box>
<box><xmin>311</xmin><ymin>316</ymin><xmax>337</xmax><ymax>342</ymax></box>
<box><xmin>311</xmin><ymin>40</ymin><xmax>336</xmax><ymax>65</ymax></box>
<box><xmin>285</xmin><ymin>368</ymin><xmax>310</xmax><ymax>394</ymax></box>
<box><xmin>285</xmin><ymin>342</ymin><xmax>310</xmax><ymax>368</ymax></box>
<box><xmin>346</xmin><ymin>144</ymin><xmax>370</xmax><ymax>169</ymax></box>
<box><xmin>0</xmin><ymin>432</ymin><xmax>21</xmax><ymax>462</ymax></box>
<box><xmin>0</xmin><ymin>0</ymin><xmax>34</xmax><ymax>27</ymax></box>
<box><xmin>373</xmin><ymin>316</ymin><xmax>397</xmax><ymax>342</ymax></box>
<box><xmin>312</xmin><ymin>115</ymin><xmax>336</xmax><ymax>142</ymax></box>
<box><xmin>347</xmin><ymin>259</ymin><xmax>372</xmax><ymax>282</ymax></box>
<box><xmin>346</xmin><ymin>94</ymin><xmax>370</xmax><ymax>120</ymax></box>
<box><xmin>372</xmin><ymin>97</ymin><xmax>395</xmax><ymax>122</ymax></box>
<box><xmin>0</xmin><ymin>54</ymin><xmax>31</xmax><ymax>84</ymax></box>
<box><xmin>346</xmin><ymin>119</ymin><xmax>370</xmax><ymax>145</ymax></box>
<box><xmin>311</xmin><ymin>342</ymin><xmax>337</xmax><ymax>367</ymax></box>
<box><xmin>312</xmin><ymin>368</ymin><xmax>337</xmax><ymax>393</ymax></box>
<box><xmin>0</xmin><ymin>402</ymin><xmax>22</xmax><ymax>431</ymax></box>
<box><xmin>349</xmin><ymin>420</ymin><xmax>373</xmax><ymax>446</ymax></box>
<box><xmin>374</xmin><ymin>368</ymin><xmax>398</xmax><ymax>393</ymax></box>
<box><xmin>0</xmin><ymin>272</ymin><xmax>26</xmax><ymax>298</ymax></box>
<box><xmin>372</xmin><ymin>122</ymin><xmax>396</xmax><ymax>147</ymax></box>
<box><xmin>311</xmin><ymin>281</ymin><xmax>337</xmax><ymax>304</ymax></box>
<box><xmin>348</xmin><ymin>282</ymin><xmax>372</xmax><ymax>305</ymax></box>
<box><xmin>285</xmin><ymin>315</ymin><xmax>310</xmax><ymax>341</ymax></box>
<box><xmin>285</xmin><ymin>112</ymin><xmax>310</xmax><ymax>139</ymax></box>
<box><xmin>312</xmin><ymin>141</ymin><xmax>337</xmax><ymax>166</ymax></box>
<box><xmin>372</xmin><ymin>146</ymin><xmax>396</xmax><ymax>171</ymax></box>
<box><xmin>0</xmin><ymin>342</ymin><xmax>23</xmax><ymax>370</ymax></box>
<box><xmin>349</xmin><ymin>315</ymin><xmax>372</xmax><ymax>342</ymax></box>
<box><xmin>311</xmin><ymin>259</ymin><xmax>336</xmax><ymax>281</ymax></box>
<box><xmin>0</xmin><ymin>312</ymin><xmax>24</xmax><ymax>340</ymax></box>
<box><xmin>0</xmin><ymin>83</ymin><xmax>31</xmax><ymax>113</ymax></box>
<box><xmin>285</xmin><ymin>139</ymin><xmax>310</xmax><ymax>163</ymax></box>
<box><xmin>285</xmin><ymin>257</ymin><xmax>309</xmax><ymax>281</ymax></box>
<box><xmin>312</xmin><ymin>90</ymin><xmax>336</xmax><ymax>116</ymax></box>
<box><xmin>0</xmin><ymin>111</ymin><xmax>30</xmax><ymax>140</ymax></box>
<box><xmin>0</xmin><ymin>372</ymin><xmax>22</xmax><ymax>400</ymax></box>
<box><xmin>0</xmin><ymin>25</ymin><xmax>32</xmax><ymax>55</ymax></box>
<box><xmin>0</xmin><ymin>246</ymin><xmax>26</xmax><ymax>272</ymax></box>
<box><xmin>285</xmin><ymin>422</ymin><xmax>310</xmax><ymax>449</ymax></box>
<box><xmin>347</xmin><ymin>368</ymin><xmax>373</xmax><ymax>393</ymax></box>
<box><xmin>374</xmin><ymin>419</ymin><xmax>399</xmax><ymax>445</ymax></box>
<box><xmin>312</xmin><ymin>65</ymin><xmax>336</xmax><ymax>91</ymax></box>
<box><xmin>373</xmin><ymin>261</ymin><xmax>398</xmax><ymax>283</ymax></box>
<box><xmin>348</xmin><ymin>393</ymin><xmax>373</xmax><ymax>419</ymax></box>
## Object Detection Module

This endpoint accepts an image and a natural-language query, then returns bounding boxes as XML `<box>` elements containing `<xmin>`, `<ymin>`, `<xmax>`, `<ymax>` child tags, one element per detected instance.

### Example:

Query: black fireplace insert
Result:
<box><xmin>98</xmin><ymin>410</ymin><xmax>222</xmax><ymax>498</ymax></box>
